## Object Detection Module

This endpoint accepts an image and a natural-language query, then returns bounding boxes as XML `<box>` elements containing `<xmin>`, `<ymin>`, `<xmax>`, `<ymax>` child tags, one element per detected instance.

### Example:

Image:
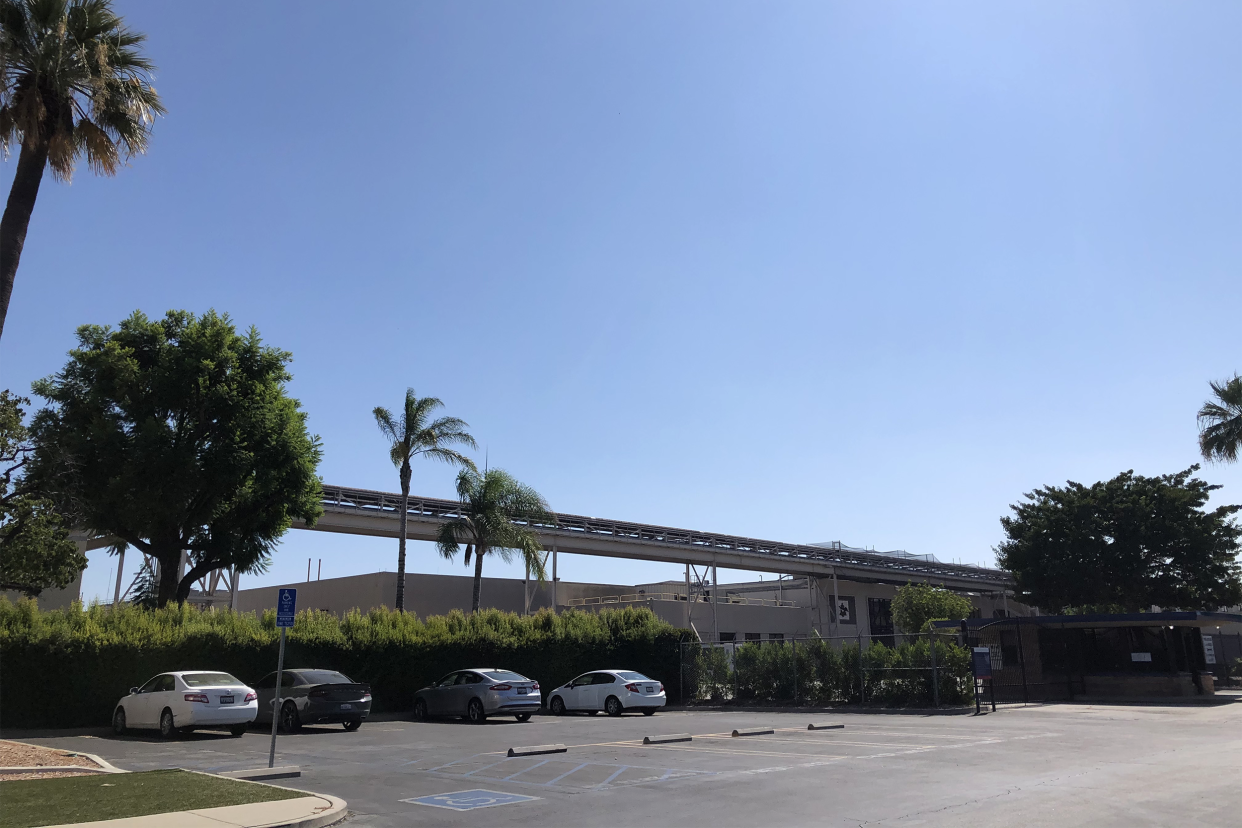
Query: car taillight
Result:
<box><xmin>531</xmin><ymin>683</ymin><xmax>539</xmax><ymax>691</ymax></box>
<box><xmin>244</xmin><ymin>693</ymin><xmax>257</xmax><ymax>703</ymax></box>
<box><xmin>489</xmin><ymin>684</ymin><xmax>512</xmax><ymax>691</ymax></box>
<box><xmin>658</xmin><ymin>684</ymin><xmax>664</xmax><ymax>693</ymax></box>
<box><xmin>361</xmin><ymin>694</ymin><xmax>372</xmax><ymax>702</ymax></box>
<box><xmin>309</xmin><ymin>688</ymin><xmax>327</xmax><ymax>698</ymax></box>
<box><xmin>184</xmin><ymin>693</ymin><xmax>209</xmax><ymax>704</ymax></box>
<box><xmin>625</xmin><ymin>683</ymin><xmax>640</xmax><ymax>692</ymax></box>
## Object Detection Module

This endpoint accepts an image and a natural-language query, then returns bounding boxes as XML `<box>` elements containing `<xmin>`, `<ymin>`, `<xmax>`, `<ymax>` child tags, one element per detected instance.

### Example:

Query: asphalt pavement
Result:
<box><xmin>7</xmin><ymin>701</ymin><xmax>1240</xmax><ymax>827</ymax></box>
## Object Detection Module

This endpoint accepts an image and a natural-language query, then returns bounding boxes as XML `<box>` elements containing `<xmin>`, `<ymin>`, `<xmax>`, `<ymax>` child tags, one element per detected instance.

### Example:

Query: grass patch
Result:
<box><xmin>0</xmin><ymin>768</ymin><xmax>306</xmax><ymax>827</ymax></box>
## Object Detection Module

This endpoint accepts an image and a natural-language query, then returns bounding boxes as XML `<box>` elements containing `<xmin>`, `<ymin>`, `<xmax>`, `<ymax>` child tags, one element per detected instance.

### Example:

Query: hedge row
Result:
<box><xmin>685</xmin><ymin>638</ymin><xmax>974</xmax><ymax>706</ymax></box>
<box><xmin>0</xmin><ymin>598</ymin><xmax>688</xmax><ymax>728</ymax></box>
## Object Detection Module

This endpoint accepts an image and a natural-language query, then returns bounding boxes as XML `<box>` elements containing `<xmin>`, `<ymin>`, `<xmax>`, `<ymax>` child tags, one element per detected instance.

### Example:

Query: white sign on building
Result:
<box><xmin>1202</xmin><ymin>635</ymin><xmax>1216</xmax><ymax>665</ymax></box>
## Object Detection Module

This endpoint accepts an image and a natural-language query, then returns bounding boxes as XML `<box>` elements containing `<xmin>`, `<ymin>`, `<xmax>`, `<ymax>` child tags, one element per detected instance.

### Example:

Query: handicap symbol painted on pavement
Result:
<box><xmin>402</xmin><ymin>789</ymin><xmax>540</xmax><ymax>811</ymax></box>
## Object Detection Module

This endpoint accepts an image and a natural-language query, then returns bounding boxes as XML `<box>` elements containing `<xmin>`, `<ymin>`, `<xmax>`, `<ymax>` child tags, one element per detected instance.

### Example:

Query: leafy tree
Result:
<box><xmin>373</xmin><ymin>389</ymin><xmax>475</xmax><ymax>612</ymax></box>
<box><xmin>0</xmin><ymin>0</ymin><xmax>164</xmax><ymax>340</ymax></box>
<box><xmin>1199</xmin><ymin>374</ymin><xmax>1242</xmax><ymax>464</ymax></box>
<box><xmin>435</xmin><ymin>467</ymin><xmax>552</xmax><ymax>614</ymax></box>
<box><xmin>0</xmin><ymin>390</ymin><xmax>84</xmax><ymax>595</ymax></box>
<box><xmin>28</xmin><ymin>310</ymin><xmax>323</xmax><ymax>607</ymax></box>
<box><xmin>997</xmin><ymin>467</ymin><xmax>1242</xmax><ymax>613</ymax></box>
<box><xmin>891</xmin><ymin>582</ymin><xmax>974</xmax><ymax>634</ymax></box>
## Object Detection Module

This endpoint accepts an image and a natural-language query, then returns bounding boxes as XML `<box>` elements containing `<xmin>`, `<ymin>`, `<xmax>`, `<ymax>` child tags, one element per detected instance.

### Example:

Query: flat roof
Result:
<box><xmin>933</xmin><ymin>611</ymin><xmax>1242</xmax><ymax>630</ymax></box>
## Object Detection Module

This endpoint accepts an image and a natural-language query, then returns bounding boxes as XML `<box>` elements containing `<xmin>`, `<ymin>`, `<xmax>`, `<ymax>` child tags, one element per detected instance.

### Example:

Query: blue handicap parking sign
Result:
<box><xmin>403</xmin><ymin>789</ymin><xmax>539</xmax><ymax>812</ymax></box>
<box><xmin>276</xmin><ymin>588</ymin><xmax>297</xmax><ymax>628</ymax></box>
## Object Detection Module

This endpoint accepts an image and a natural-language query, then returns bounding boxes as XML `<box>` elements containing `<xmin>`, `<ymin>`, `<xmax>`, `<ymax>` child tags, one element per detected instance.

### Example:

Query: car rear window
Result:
<box><xmin>616</xmin><ymin>672</ymin><xmax>652</xmax><ymax>682</ymax></box>
<box><xmin>481</xmin><ymin>670</ymin><xmax>527</xmax><ymax>682</ymax></box>
<box><xmin>296</xmin><ymin>671</ymin><xmax>353</xmax><ymax>685</ymax></box>
<box><xmin>182</xmin><ymin>673</ymin><xmax>241</xmax><ymax>687</ymax></box>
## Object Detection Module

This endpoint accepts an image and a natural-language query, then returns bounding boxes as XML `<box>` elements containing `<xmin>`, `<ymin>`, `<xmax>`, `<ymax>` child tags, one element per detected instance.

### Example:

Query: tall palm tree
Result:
<box><xmin>374</xmin><ymin>389</ymin><xmax>476</xmax><ymax>612</ymax></box>
<box><xmin>0</xmin><ymin>0</ymin><xmax>165</xmax><ymax>340</ymax></box>
<box><xmin>1198</xmin><ymin>374</ymin><xmax>1242</xmax><ymax>464</ymax></box>
<box><xmin>436</xmin><ymin>467</ymin><xmax>553</xmax><ymax>614</ymax></box>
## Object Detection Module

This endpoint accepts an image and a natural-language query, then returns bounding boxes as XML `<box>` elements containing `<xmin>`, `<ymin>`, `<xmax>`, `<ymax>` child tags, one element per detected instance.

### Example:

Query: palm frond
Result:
<box><xmin>1198</xmin><ymin>374</ymin><xmax>1242</xmax><ymax>464</ymax></box>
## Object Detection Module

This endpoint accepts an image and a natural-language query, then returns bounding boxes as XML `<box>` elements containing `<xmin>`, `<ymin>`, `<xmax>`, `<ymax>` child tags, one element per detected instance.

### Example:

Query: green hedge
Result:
<box><xmin>0</xmin><ymin>598</ymin><xmax>689</xmax><ymax>729</ymax></box>
<box><xmin>683</xmin><ymin>638</ymin><xmax>974</xmax><ymax>706</ymax></box>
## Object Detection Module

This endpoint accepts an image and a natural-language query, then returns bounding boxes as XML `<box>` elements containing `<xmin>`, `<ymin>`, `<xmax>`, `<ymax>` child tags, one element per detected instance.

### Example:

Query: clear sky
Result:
<box><xmin>2</xmin><ymin>1</ymin><xmax>1239</xmax><ymax>606</ymax></box>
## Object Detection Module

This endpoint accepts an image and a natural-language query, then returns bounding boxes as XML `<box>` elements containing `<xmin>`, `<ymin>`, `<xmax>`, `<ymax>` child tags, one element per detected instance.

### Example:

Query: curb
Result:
<box><xmin>0</xmin><ymin>740</ymin><xmax>127</xmax><ymax>775</ymax></box>
<box><xmin>192</xmin><ymin>771</ymin><xmax>348</xmax><ymax>828</ymax></box>
<box><xmin>668</xmin><ymin>705</ymin><xmax>976</xmax><ymax>716</ymax></box>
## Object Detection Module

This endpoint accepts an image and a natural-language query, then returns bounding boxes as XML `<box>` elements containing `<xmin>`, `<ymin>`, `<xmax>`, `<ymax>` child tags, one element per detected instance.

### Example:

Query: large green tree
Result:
<box><xmin>28</xmin><ymin>310</ymin><xmax>323</xmax><ymax>607</ymax></box>
<box><xmin>997</xmin><ymin>467</ymin><xmax>1242</xmax><ymax>613</ymax></box>
<box><xmin>0</xmin><ymin>0</ymin><xmax>164</xmax><ymax>341</ymax></box>
<box><xmin>0</xmin><ymin>389</ymin><xmax>83</xmax><ymax>595</ymax></box>
<box><xmin>892</xmin><ymin>582</ymin><xmax>975</xmax><ymax>634</ymax></box>
<box><xmin>373</xmin><ymin>388</ymin><xmax>475</xmax><ymax>612</ymax></box>
<box><xmin>435</xmin><ymin>467</ymin><xmax>552</xmax><ymax>614</ymax></box>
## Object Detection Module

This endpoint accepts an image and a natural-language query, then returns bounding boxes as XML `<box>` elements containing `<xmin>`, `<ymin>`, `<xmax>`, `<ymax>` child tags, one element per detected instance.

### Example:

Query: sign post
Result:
<box><xmin>269</xmin><ymin>588</ymin><xmax>296</xmax><ymax>768</ymax></box>
<box><xmin>971</xmin><ymin>646</ymin><xmax>994</xmax><ymax>715</ymax></box>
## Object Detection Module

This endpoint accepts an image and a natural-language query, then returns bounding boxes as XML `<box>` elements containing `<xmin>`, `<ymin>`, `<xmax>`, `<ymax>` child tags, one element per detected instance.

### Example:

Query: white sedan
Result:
<box><xmin>547</xmin><ymin>670</ymin><xmax>666</xmax><ymax>717</ymax></box>
<box><xmin>112</xmin><ymin>671</ymin><xmax>258</xmax><ymax>738</ymax></box>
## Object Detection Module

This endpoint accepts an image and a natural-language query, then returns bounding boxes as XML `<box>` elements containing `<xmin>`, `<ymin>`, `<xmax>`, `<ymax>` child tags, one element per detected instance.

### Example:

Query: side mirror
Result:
<box><xmin>129</xmin><ymin>687</ymin><xmax>139</xmax><ymax>695</ymax></box>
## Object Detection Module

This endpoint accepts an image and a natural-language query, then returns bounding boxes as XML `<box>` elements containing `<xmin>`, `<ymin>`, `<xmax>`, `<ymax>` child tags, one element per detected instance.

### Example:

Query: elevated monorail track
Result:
<box><xmin>307</xmin><ymin>485</ymin><xmax>1012</xmax><ymax>591</ymax></box>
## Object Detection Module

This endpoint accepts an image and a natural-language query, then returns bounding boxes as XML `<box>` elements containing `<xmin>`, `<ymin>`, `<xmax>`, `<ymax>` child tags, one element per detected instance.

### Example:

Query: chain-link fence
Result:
<box><xmin>678</xmin><ymin>632</ymin><xmax>973</xmax><ymax>707</ymax></box>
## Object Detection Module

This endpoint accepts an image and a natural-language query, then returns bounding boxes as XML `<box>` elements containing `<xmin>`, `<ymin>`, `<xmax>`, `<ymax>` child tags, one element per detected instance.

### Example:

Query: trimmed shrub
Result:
<box><xmin>0</xmin><ymin>598</ymin><xmax>689</xmax><ymax>729</ymax></box>
<box><xmin>684</xmin><ymin>637</ymin><xmax>973</xmax><ymax>706</ymax></box>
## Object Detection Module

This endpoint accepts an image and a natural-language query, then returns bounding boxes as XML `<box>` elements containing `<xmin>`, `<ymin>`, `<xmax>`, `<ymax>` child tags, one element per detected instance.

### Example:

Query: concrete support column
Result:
<box><xmin>711</xmin><ymin>559</ymin><xmax>718</xmax><ymax>643</ymax></box>
<box><xmin>112</xmin><ymin>546</ymin><xmax>126</xmax><ymax>608</ymax></box>
<box><xmin>551</xmin><ymin>546</ymin><xmax>558</xmax><ymax>611</ymax></box>
<box><xmin>685</xmin><ymin>564</ymin><xmax>691</xmax><ymax>628</ymax></box>
<box><xmin>833</xmin><ymin>568</ymin><xmax>840</xmax><ymax>639</ymax></box>
<box><xmin>229</xmin><ymin>568</ymin><xmax>239</xmax><ymax>611</ymax></box>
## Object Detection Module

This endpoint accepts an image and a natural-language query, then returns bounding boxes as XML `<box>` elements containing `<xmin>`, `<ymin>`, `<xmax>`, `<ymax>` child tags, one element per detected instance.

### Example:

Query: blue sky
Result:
<box><xmin>2</xmin><ymin>1</ymin><xmax>1239</xmax><ymax>606</ymax></box>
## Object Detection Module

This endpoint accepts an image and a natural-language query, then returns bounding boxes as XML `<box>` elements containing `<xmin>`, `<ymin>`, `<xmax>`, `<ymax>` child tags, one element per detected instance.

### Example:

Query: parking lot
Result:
<box><xmin>9</xmin><ymin>701</ymin><xmax>1241</xmax><ymax>827</ymax></box>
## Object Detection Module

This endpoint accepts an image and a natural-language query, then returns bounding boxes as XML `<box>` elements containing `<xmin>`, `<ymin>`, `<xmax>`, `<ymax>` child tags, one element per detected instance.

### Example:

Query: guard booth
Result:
<box><xmin>933</xmin><ymin>611</ymin><xmax>1240</xmax><ymax>703</ymax></box>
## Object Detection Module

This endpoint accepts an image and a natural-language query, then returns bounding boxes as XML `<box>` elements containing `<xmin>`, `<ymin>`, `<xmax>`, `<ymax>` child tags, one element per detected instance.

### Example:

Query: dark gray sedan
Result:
<box><xmin>255</xmin><ymin>668</ymin><xmax>372</xmax><ymax>732</ymax></box>
<box><xmin>413</xmin><ymin>668</ymin><xmax>540</xmax><ymax>723</ymax></box>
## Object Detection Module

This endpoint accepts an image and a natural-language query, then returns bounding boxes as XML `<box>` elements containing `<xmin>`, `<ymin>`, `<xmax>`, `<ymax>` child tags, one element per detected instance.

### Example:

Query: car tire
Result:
<box><xmin>549</xmin><ymin>696</ymin><xmax>566</xmax><ymax>716</ymax></box>
<box><xmin>280</xmin><ymin>700</ymin><xmax>302</xmax><ymax>733</ymax></box>
<box><xmin>413</xmin><ymin>699</ymin><xmax>428</xmax><ymax>722</ymax></box>
<box><xmin>515</xmin><ymin>713</ymin><xmax>532</xmax><ymax>722</ymax></box>
<box><xmin>112</xmin><ymin>707</ymin><xmax>127</xmax><ymax>736</ymax></box>
<box><xmin>642</xmin><ymin>708</ymin><xmax>656</xmax><ymax>716</ymax></box>
<box><xmin>467</xmin><ymin>698</ymin><xmax>487</xmax><ymax>724</ymax></box>
<box><xmin>605</xmin><ymin>696</ymin><xmax>623</xmax><ymax>717</ymax></box>
<box><xmin>159</xmin><ymin>708</ymin><xmax>178</xmax><ymax>739</ymax></box>
<box><xmin>230</xmin><ymin>724</ymin><xmax>247</xmax><ymax>737</ymax></box>
<box><xmin>343</xmin><ymin>718</ymin><xmax>362</xmax><ymax>731</ymax></box>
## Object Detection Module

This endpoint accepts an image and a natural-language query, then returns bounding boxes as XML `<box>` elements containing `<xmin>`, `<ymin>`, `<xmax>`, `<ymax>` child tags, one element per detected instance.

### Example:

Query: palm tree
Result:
<box><xmin>1198</xmin><ymin>374</ymin><xmax>1242</xmax><ymax>464</ymax></box>
<box><xmin>436</xmin><ymin>467</ymin><xmax>554</xmax><ymax>614</ymax></box>
<box><xmin>0</xmin><ymin>0</ymin><xmax>165</xmax><ymax>341</ymax></box>
<box><xmin>373</xmin><ymin>389</ymin><xmax>476</xmax><ymax>612</ymax></box>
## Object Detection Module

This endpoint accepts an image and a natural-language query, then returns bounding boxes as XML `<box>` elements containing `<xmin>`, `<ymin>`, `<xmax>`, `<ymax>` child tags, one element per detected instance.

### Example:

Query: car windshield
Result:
<box><xmin>296</xmin><ymin>670</ymin><xmax>352</xmax><ymax>685</ymax></box>
<box><xmin>616</xmin><ymin>671</ymin><xmax>652</xmax><ymax>681</ymax></box>
<box><xmin>181</xmin><ymin>672</ymin><xmax>241</xmax><ymax>687</ymax></box>
<box><xmin>482</xmin><ymin>670</ymin><xmax>527</xmax><ymax>682</ymax></box>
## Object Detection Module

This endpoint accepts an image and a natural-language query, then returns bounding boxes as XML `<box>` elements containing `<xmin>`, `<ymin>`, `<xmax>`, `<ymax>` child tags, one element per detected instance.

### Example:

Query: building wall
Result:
<box><xmin>235</xmin><ymin>572</ymin><xmax>636</xmax><ymax>618</ymax></box>
<box><xmin>1</xmin><ymin>570</ymin><xmax>83</xmax><ymax>612</ymax></box>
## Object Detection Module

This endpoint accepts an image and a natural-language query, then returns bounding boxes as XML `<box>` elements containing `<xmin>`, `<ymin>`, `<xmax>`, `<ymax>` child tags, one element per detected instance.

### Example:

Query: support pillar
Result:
<box><xmin>552</xmin><ymin>546</ymin><xmax>558</xmax><ymax>611</ymax></box>
<box><xmin>711</xmin><ymin>559</ymin><xmax>719</xmax><ymax>643</ymax></box>
<box><xmin>229</xmin><ymin>568</ymin><xmax>239</xmax><ymax>611</ymax></box>
<box><xmin>112</xmin><ymin>546</ymin><xmax>126</xmax><ymax>608</ymax></box>
<box><xmin>833</xmin><ymin>568</ymin><xmax>840</xmax><ymax>639</ymax></box>
<box><xmin>685</xmin><ymin>564</ymin><xmax>691</xmax><ymax>628</ymax></box>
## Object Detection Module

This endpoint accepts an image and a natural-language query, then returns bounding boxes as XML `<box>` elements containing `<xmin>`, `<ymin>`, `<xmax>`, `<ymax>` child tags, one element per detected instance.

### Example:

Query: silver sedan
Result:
<box><xmin>412</xmin><ymin>668</ymin><xmax>540</xmax><ymax>723</ymax></box>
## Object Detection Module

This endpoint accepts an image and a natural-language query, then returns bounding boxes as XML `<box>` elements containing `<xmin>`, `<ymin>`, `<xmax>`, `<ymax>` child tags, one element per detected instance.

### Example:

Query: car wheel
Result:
<box><xmin>515</xmin><ymin>713</ymin><xmax>532</xmax><ymax>722</ymax></box>
<box><xmin>112</xmin><ymin>707</ymin><xmax>127</xmax><ymax>736</ymax></box>
<box><xmin>549</xmin><ymin>696</ymin><xmax>566</xmax><ymax>716</ymax></box>
<box><xmin>642</xmin><ymin>708</ymin><xmax>656</xmax><ymax>716</ymax></box>
<box><xmin>230</xmin><ymin>724</ymin><xmax>247</xmax><ymax>737</ymax></box>
<box><xmin>343</xmin><ymin>718</ymin><xmax>362</xmax><ymax>731</ymax></box>
<box><xmin>280</xmin><ymin>700</ymin><xmax>302</xmax><ymax>733</ymax></box>
<box><xmin>413</xmin><ymin>699</ymin><xmax>428</xmax><ymax>722</ymax></box>
<box><xmin>605</xmin><ymin>695</ymin><xmax>623</xmax><ymax>717</ymax></box>
<box><xmin>159</xmin><ymin>708</ymin><xmax>178</xmax><ymax>739</ymax></box>
<box><xmin>467</xmin><ymin>698</ymin><xmax>487</xmax><ymax>724</ymax></box>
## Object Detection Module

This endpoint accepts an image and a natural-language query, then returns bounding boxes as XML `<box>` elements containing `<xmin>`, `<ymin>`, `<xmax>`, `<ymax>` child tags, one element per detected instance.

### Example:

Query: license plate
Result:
<box><xmin>516</xmin><ymin>688</ymin><xmax>528</xmax><ymax>695</ymax></box>
<box><xmin>645</xmin><ymin>686</ymin><xmax>655</xmax><ymax>693</ymax></box>
<box><xmin>220</xmin><ymin>696</ymin><xmax>234</xmax><ymax>704</ymax></box>
<box><xmin>340</xmin><ymin>703</ymin><xmax>352</xmax><ymax>709</ymax></box>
